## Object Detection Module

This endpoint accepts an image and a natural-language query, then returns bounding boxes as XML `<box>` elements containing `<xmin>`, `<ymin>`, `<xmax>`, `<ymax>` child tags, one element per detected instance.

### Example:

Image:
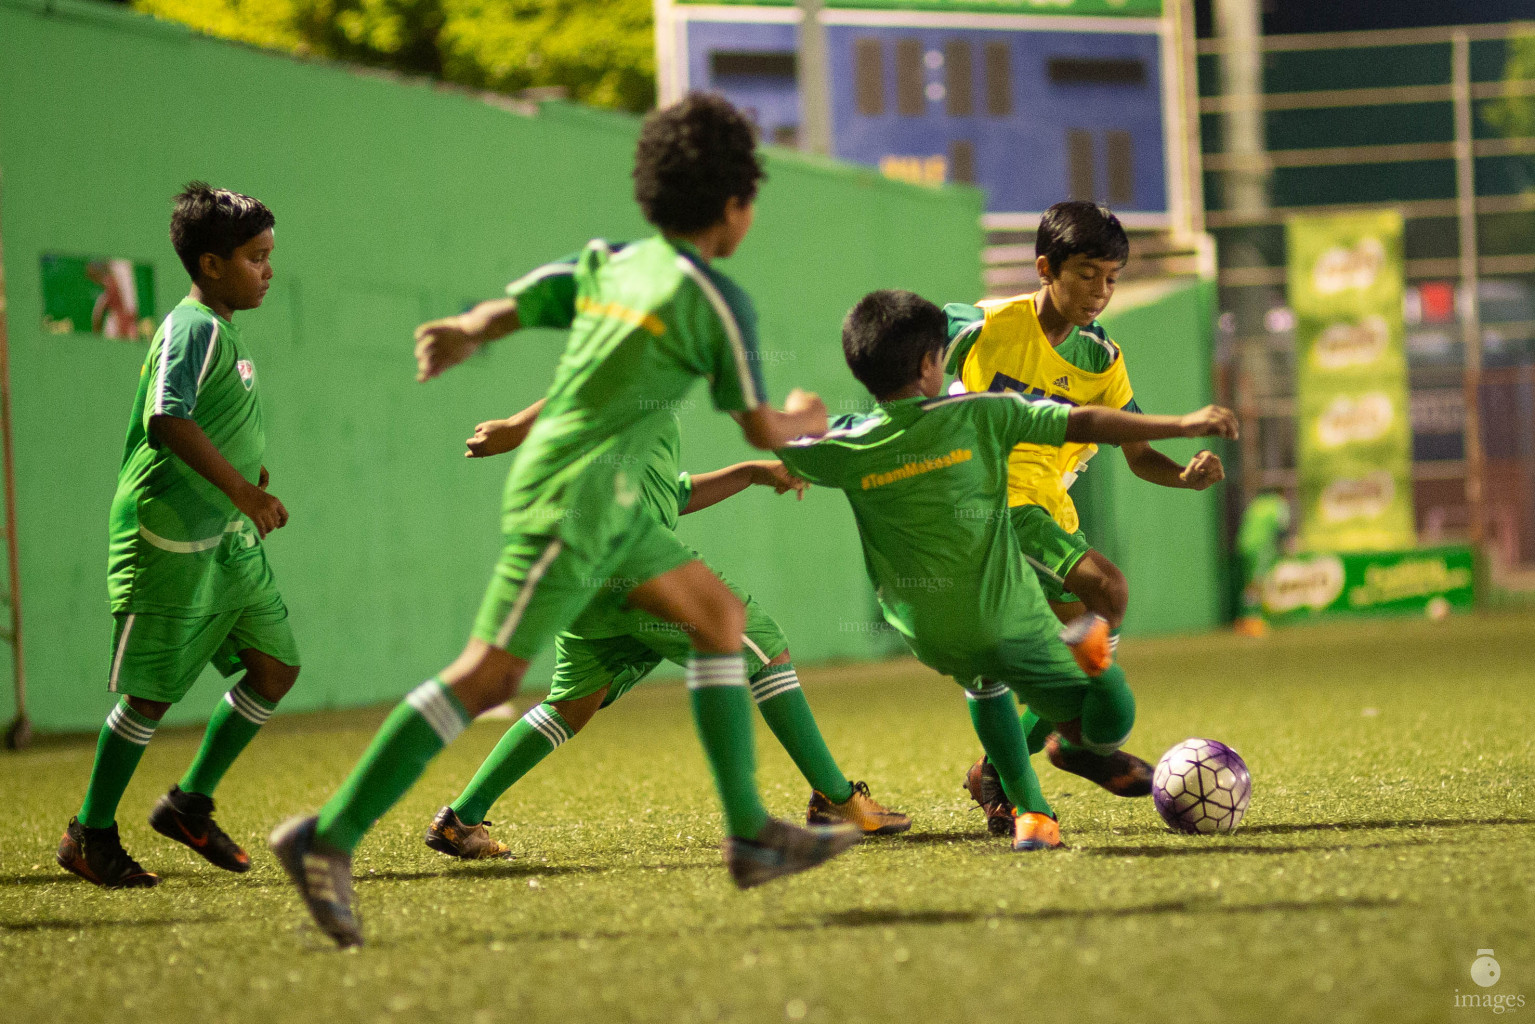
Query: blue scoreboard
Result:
<box><xmin>656</xmin><ymin>0</ymin><xmax>1182</xmax><ymax>229</ymax></box>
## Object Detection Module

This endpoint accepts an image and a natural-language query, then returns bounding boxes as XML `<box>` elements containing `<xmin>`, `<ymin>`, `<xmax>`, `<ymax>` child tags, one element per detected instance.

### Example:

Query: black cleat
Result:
<box><xmin>269</xmin><ymin>815</ymin><xmax>362</xmax><ymax>948</ymax></box>
<box><xmin>149</xmin><ymin>786</ymin><xmax>251</xmax><ymax>872</ymax></box>
<box><xmin>56</xmin><ymin>817</ymin><xmax>159</xmax><ymax>888</ymax></box>
<box><xmin>1044</xmin><ymin>734</ymin><xmax>1154</xmax><ymax>797</ymax></box>
<box><xmin>723</xmin><ymin>816</ymin><xmax>860</xmax><ymax>890</ymax></box>
<box><xmin>964</xmin><ymin>756</ymin><xmax>1016</xmax><ymax>836</ymax></box>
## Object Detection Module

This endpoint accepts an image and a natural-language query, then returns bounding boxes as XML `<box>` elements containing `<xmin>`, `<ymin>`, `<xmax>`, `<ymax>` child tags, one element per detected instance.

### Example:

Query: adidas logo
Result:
<box><xmin>1052</xmin><ymin>376</ymin><xmax>1071</xmax><ymax>390</ymax></box>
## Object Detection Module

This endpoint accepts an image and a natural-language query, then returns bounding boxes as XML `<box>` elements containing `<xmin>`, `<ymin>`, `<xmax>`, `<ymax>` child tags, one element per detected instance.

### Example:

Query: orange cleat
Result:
<box><xmin>1233</xmin><ymin>616</ymin><xmax>1268</xmax><ymax>638</ymax></box>
<box><xmin>1011</xmin><ymin>811</ymin><xmax>1064</xmax><ymax>851</ymax></box>
<box><xmin>1059</xmin><ymin>613</ymin><xmax>1113</xmax><ymax>677</ymax></box>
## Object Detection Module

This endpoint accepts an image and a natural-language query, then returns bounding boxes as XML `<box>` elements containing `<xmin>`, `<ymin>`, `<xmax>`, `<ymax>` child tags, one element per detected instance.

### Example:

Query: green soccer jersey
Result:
<box><xmin>108</xmin><ymin>297</ymin><xmax>267</xmax><ymax>614</ymax></box>
<box><xmin>777</xmin><ymin>392</ymin><xmax>1070</xmax><ymax>680</ymax></box>
<box><xmin>562</xmin><ymin>413</ymin><xmax>695</xmax><ymax>640</ymax></box>
<box><xmin>500</xmin><ymin>237</ymin><xmax>765</xmax><ymax>558</ymax></box>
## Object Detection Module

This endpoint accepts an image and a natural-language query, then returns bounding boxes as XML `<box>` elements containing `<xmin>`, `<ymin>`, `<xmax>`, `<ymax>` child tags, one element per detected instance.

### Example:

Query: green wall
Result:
<box><xmin>0</xmin><ymin>0</ymin><xmax>984</xmax><ymax>732</ymax></box>
<box><xmin>1079</xmin><ymin>277</ymin><xmax>1225</xmax><ymax>636</ymax></box>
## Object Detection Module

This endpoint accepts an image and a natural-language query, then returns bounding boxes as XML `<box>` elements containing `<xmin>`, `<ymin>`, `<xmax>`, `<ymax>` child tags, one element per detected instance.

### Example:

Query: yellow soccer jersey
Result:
<box><xmin>943</xmin><ymin>292</ymin><xmax>1138</xmax><ymax>533</ymax></box>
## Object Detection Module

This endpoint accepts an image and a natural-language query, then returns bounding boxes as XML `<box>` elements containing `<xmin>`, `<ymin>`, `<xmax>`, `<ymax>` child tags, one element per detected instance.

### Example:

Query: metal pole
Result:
<box><xmin>1452</xmin><ymin>32</ymin><xmax>1486</xmax><ymax>555</ymax></box>
<box><xmin>0</xmin><ymin>170</ymin><xmax>28</xmax><ymax>751</ymax></box>
<box><xmin>796</xmin><ymin>0</ymin><xmax>832</xmax><ymax>155</ymax></box>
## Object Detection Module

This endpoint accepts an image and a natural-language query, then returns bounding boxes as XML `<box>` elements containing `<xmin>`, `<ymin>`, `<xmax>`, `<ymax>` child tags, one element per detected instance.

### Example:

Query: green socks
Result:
<box><xmin>967</xmin><ymin>683</ymin><xmax>1052</xmax><ymax>816</ymax></box>
<box><xmin>1019</xmin><ymin>708</ymin><xmax>1053</xmax><ymax>755</ymax></box>
<box><xmin>180</xmin><ymin>680</ymin><xmax>278</xmax><ymax>797</ymax></box>
<box><xmin>315</xmin><ymin>678</ymin><xmax>469</xmax><ymax>855</ymax></box>
<box><xmin>78</xmin><ymin>699</ymin><xmax>158</xmax><ymax>829</ymax></box>
<box><xmin>1076</xmin><ymin>660</ymin><xmax>1136</xmax><ymax>754</ymax></box>
<box><xmin>750</xmin><ymin>662</ymin><xmax>853</xmax><ymax>803</ymax></box>
<box><xmin>449</xmin><ymin>704</ymin><xmax>575</xmax><ymax>826</ymax></box>
<box><xmin>687</xmin><ymin>653</ymin><xmax>769</xmax><ymax>840</ymax></box>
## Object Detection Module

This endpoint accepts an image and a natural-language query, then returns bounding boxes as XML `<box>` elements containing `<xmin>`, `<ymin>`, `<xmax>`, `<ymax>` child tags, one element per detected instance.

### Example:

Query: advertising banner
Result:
<box><xmin>40</xmin><ymin>253</ymin><xmax>155</xmax><ymax>341</ymax></box>
<box><xmin>1261</xmin><ymin>545</ymin><xmax>1474</xmax><ymax>622</ymax></box>
<box><xmin>1286</xmin><ymin>211</ymin><xmax>1415</xmax><ymax>551</ymax></box>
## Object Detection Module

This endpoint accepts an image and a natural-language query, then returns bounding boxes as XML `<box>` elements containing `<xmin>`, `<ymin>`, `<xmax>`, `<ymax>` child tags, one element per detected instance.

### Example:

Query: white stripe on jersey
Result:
<box><xmin>674</xmin><ymin>256</ymin><xmax>761</xmax><ymax>410</ymax></box>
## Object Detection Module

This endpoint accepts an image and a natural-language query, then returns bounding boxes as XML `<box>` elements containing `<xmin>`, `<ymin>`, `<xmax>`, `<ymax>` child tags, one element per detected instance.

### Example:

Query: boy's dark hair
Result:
<box><xmin>842</xmin><ymin>290</ymin><xmax>947</xmax><ymax>399</ymax></box>
<box><xmin>633</xmin><ymin>93</ymin><xmax>765</xmax><ymax>234</ymax></box>
<box><xmin>170</xmin><ymin>182</ymin><xmax>275</xmax><ymax>280</ymax></box>
<box><xmin>1036</xmin><ymin>200</ymin><xmax>1129</xmax><ymax>273</ymax></box>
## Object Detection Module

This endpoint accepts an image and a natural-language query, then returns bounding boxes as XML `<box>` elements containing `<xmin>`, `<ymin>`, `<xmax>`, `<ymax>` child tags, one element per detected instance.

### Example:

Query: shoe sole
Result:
<box><xmin>730</xmin><ymin>826</ymin><xmax>861</xmax><ymax>890</ymax></box>
<box><xmin>269</xmin><ymin>816</ymin><xmax>362</xmax><ymax>948</ymax></box>
<box><xmin>423</xmin><ymin>831</ymin><xmax>466</xmax><ymax>858</ymax></box>
<box><xmin>805</xmin><ymin>813</ymin><xmax>913</xmax><ymax>836</ymax></box>
<box><xmin>1011</xmin><ymin>839</ymin><xmax>1064</xmax><ymax>851</ymax></box>
<box><xmin>148</xmin><ymin>800</ymin><xmax>252</xmax><ymax>873</ymax></box>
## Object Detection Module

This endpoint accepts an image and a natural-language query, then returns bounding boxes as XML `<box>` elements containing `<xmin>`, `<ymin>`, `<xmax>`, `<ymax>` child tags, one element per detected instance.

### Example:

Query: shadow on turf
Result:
<box><xmin>1238</xmin><ymin>816</ymin><xmax>1535</xmax><ymax>835</ymax></box>
<box><xmin>817</xmin><ymin>896</ymin><xmax>1396</xmax><ymax>930</ymax></box>
<box><xmin>355</xmin><ymin>862</ymin><xmax>605</xmax><ymax>883</ymax></box>
<box><xmin>0</xmin><ymin>915</ymin><xmax>226</xmax><ymax>932</ymax></box>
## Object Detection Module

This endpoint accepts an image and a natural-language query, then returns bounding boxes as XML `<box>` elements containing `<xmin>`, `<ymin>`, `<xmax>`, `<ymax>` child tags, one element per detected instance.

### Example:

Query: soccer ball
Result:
<box><xmin>1152</xmin><ymin>738</ymin><xmax>1251</xmax><ymax>834</ymax></box>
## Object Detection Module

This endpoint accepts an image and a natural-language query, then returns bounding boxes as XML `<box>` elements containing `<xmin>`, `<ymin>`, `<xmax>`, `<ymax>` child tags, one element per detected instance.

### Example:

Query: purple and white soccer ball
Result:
<box><xmin>1152</xmin><ymin>738</ymin><xmax>1252</xmax><ymax>834</ymax></box>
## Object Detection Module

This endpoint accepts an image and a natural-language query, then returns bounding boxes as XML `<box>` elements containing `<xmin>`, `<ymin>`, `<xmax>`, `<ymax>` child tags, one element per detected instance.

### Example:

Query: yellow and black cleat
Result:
<box><xmin>807</xmin><ymin>780</ymin><xmax>911</xmax><ymax>835</ymax></box>
<box><xmin>424</xmin><ymin>807</ymin><xmax>513</xmax><ymax>860</ymax></box>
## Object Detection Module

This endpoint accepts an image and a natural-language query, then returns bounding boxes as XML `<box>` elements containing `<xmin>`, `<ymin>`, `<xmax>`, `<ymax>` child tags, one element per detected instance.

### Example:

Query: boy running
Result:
<box><xmin>271</xmin><ymin>94</ymin><xmax>858</xmax><ymax>948</ymax></box>
<box><xmin>424</xmin><ymin>404</ymin><xmax>908</xmax><ymax>859</ymax></box>
<box><xmin>58</xmin><ymin>183</ymin><xmax>297</xmax><ymax>888</ymax></box>
<box><xmin>944</xmin><ymin>201</ymin><xmax>1225</xmax><ymax>830</ymax></box>
<box><xmin>776</xmin><ymin>290</ymin><xmax>1236</xmax><ymax>851</ymax></box>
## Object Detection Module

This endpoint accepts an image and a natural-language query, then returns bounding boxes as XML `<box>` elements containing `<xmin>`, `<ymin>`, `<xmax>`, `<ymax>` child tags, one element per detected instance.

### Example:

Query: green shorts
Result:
<box><xmin>471</xmin><ymin>515</ymin><xmax>697</xmax><ymax>662</ymax></box>
<box><xmin>1010</xmin><ymin>503</ymin><xmax>1091</xmax><ymax>605</ymax></box>
<box><xmin>109</xmin><ymin>591</ymin><xmax>300</xmax><ymax>703</ymax></box>
<box><xmin>547</xmin><ymin>576</ymin><xmax>787</xmax><ymax>707</ymax></box>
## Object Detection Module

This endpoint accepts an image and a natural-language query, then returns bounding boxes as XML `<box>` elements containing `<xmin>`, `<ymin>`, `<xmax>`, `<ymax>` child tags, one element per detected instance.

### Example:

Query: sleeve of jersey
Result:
<box><xmin>149</xmin><ymin>311</ymin><xmax>218</xmax><ymax>422</ymax></box>
<box><xmin>675</xmin><ymin>471</ymin><xmax>694</xmax><ymax>511</ymax></box>
<box><xmin>774</xmin><ymin>440</ymin><xmax>834</xmax><ymax>488</ymax></box>
<box><xmin>1102</xmin><ymin>345</ymin><xmax>1139</xmax><ymax>413</ymax></box>
<box><xmin>996</xmin><ymin>392</ymin><xmax>1071</xmax><ymax>448</ymax></box>
<box><xmin>942</xmin><ymin>303</ymin><xmax>985</xmax><ymax>376</ymax></box>
<box><xmin>505</xmin><ymin>255</ymin><xmax>580</xmax><ymax>330</ymax></box>
<box><xmin>681</xmin><ymin>268</ymin><xmax>768</xmax><ymax>413</ymax></box>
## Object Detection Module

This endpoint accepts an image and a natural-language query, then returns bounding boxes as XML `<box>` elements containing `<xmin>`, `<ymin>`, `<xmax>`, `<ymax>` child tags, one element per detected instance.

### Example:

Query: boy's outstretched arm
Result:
<box><xmin>1065</xmin><ymin>404</ymin><xmax>1238</xmax><ymax>446</ymax></box>
<box><xmin>464</xmin><ymin>398</ymin><xmax>547</xmax><ymax>458</ymax></box>
<box><xmin>1120</xmin><ymin>441</ymin><xmax>1226</xmax><ymax>491</ymax></box>
<box><xmin>682</xmin><ymin>461</ymin><xmax>807</xmax><ymax>515</ymax></box>
<box><xmin>149</xmin><ymin>415</ymin><xmax>288</xmax><ymax>537</ymax></box>
<box><xmin>732</xmin><ymin>388</ymin><xmax>829</xmax><ymax>450</ymax></box>
<box><xmin>414</xmin><ymin>299</ymin><xmax>523</xmax><ymax>382</ymax></box>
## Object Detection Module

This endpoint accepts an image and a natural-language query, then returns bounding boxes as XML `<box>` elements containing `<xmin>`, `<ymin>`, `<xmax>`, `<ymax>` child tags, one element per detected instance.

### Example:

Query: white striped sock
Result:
<box><xmin>1109</xmin><ymin>633</ymin><xmax>1121</xmax><ymax>652</ymax></box>
<box><xmin>406</xmin><ymin>679</ymin><xmax>468</xmax><ymax>745</ymax></box>
<box><xmin>687</xmin><ymin>655</ymin><xmax>746</xmax><ymax>690</ymax></box>
<box><xmin>523</xmin><ymin>705</ymin><xmax>573</xmax><ymax>748</ymax></box>
<box><xmin>965</xmin><ymin>682</ymin><xmax>1011</xmax><ymax>701</ymax></box>
<box><xmin>225</xmin><ymin>682</ymin><xmax>275</xmax><ymax>726</ymax></box>
<box><xmin>106</xmin><ymin>701</ymin><xmax>156</xmax><ymax>746</ymax></box>
<box><xmin>748</xmin><ymin>667</ymin><xmax>801</xmax><ymax>704</ymax></box>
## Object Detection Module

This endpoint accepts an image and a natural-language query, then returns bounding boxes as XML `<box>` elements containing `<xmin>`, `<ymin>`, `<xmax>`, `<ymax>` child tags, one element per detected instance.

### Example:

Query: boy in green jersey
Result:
<box><xmin>271</xmin><ymin>95</ymin><xmax>858</xmax><ymax>948</ymax></box>
<box><xmin>776</xmin><ymin>290</ymin><xmax>1236</xmax><ymax>852</ymax></box>
<box><xmin>422</xmin><ymin>403</ymin><xmax>908</xmax><ymax>860</ymax></box>
<box><xmin>58</xmin><ymin>183</ymin><xmax>298</xmax><ymax>889</ymax></box>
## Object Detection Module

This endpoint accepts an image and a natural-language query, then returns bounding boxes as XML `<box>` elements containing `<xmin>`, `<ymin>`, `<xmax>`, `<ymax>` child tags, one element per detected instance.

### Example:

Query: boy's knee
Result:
<box><xmin>693</xmin><ymin>590</ymin><xmax>746</xmax><ymax>653</ymax></box>
<box><xmin>126</xmin><ymin>696</ymin><xmax>171</xmax><ymax>722</ymax></box>
<box><xmin>248</xmin><ymin>662</ymin><xmax>300</xmax><ymax>703</ymax></box>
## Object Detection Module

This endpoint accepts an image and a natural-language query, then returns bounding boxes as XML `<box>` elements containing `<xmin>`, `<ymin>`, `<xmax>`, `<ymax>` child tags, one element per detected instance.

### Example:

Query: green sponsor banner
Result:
<box><xmin>40</xmin><ymin>253</ymin><xmax>156</xmax><ymax>342</ymax></box>
<box><xmin>1260</xmin><ymin>545</ymin><xmax>1474</xmax><ymax>622</ymax></box>
<box><xmin>1286</xmin><ymin>211</ymin><xmax>1415</xmax><ymax>551</ymax></box>
<box><xmin>674</xmin><ymin>0</ymin><xmax>1162</xmax><ymax>15</ymax></box>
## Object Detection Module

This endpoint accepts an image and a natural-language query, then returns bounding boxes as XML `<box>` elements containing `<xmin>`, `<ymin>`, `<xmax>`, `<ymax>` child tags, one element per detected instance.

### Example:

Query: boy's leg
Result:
<box><xmin>626</xmin><ymin>557</ymin><xmax>860</xmax><ymax>889</ymax></box>
<box><xmin>966</xmin><ymin>682</ymin><xmax>1062</xmax><ymax>852</ymax></box>
<box><xmin>61</xmin><ymin>610</ymin><xmax>233</xmax><ymax>889</ymax></box>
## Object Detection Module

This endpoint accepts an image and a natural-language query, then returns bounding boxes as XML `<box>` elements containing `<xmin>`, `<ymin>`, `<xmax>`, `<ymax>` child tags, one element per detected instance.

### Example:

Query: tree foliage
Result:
<box><xmin>133</xmin><ymin>0</ymin><xmax>657</xmax><ymax>112</ymax></box>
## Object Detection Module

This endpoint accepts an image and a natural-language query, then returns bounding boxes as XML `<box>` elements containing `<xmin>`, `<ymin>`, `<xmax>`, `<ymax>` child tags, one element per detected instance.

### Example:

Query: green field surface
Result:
<box><xmin>2</xmin><ymin>613</ymin><xmax>1531</xmax><ymax>1023</ymax></box>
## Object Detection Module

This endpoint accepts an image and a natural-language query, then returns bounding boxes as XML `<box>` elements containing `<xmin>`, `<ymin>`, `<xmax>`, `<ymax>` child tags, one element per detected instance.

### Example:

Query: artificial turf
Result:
<box><xmin>2</xmin><ymin>612</ymin><xmax>1532</xmax><ymax>1024</ymax></box>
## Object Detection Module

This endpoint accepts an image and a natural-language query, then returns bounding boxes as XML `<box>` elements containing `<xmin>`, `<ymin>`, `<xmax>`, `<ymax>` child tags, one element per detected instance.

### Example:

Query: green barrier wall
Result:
<box><xmin>0</xmin><ymin>0</ymin><xmax>984</xmax><ymax>732</ymax></box>
<box><xmin>1077</xmin><ymin>277</ymin><xmax>1225</xmax><ymax>636</ymax></box>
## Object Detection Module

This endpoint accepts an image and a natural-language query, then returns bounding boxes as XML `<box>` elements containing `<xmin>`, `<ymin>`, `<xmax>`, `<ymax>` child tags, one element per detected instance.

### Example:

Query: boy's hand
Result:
<box><xmin>234</xmin><ymin>482</ymin><xmax>288</xmax><ymax>538</ymax></box>
<box><xmin>1178</xmin><ymin>405</ymin><xmax>1239</xmax><ymax>440</ymax></box>
<box><xmin>465</xmin><ymin>418</ymin><xmax>529</xmax><ymax>458</ymax></box>
<box><xmin>750</xmin><ymin>461</ymin><xmax>809</xmax><ymax>500</ymax></box>
<box><xmin>784</xmin><ymin>388</ymin><xmax>829</xmax><ymax>437</ymax></box>
<box><xmin>1179</xmin><ymin>450</ymin><xmax>1225</xmax><ymax>490</ymax></box>
<box><xmin>258</xmin><ymin>465</ymin><xmax>270</xmax><ymax>490</ymax></box>
<box><xmin>414</xmin><ymin>317</ymin><xmax>481</xmax><ymax>382</ymax></box>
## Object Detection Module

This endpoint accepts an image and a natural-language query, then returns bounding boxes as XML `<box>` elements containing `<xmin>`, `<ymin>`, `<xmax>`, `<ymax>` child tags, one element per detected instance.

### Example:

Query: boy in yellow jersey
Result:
<box><xmin>944</xmin><ymin>201</ymin><xmax>1225</xmax><ymax>832</ymax></box>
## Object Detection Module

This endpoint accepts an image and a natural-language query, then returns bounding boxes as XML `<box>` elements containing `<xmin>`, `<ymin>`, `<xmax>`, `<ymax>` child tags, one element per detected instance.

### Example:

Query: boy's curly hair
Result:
<box><xmin>633</xmin><ymin>93</ymin><xmax>765</xmax><ymax>234</ymax></box>
<box><xmin>170</xmin><ymin>181</ymin><xmax>274</xmax><ymax>281</ymax></box>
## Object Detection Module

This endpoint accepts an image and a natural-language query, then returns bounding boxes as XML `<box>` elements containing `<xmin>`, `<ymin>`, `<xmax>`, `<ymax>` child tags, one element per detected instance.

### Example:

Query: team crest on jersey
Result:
<box><xmin>236</xmin><ymin>359</ymin><xmax>255</xmax><ymax>390</ymax></box>
<box><xmin>1052</xmin><ymin>375</ymin><xmax>1071</xmax><ymax>390</ymax></box>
